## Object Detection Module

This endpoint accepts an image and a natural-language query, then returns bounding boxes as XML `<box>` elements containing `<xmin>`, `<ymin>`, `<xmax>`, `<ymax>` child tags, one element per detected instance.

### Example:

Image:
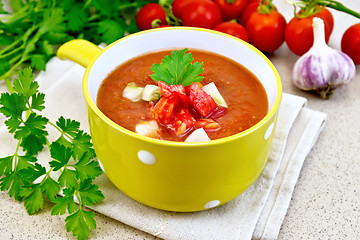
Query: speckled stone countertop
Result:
<box><xmin>1</xmin><ymin>1</ymin><xmax>359</xmax><ymax>239</ymax></box>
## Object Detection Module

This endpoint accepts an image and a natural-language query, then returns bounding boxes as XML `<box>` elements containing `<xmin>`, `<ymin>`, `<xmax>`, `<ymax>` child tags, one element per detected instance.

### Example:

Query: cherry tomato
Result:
<box><xmin>239</xmin><ymin>1</ymin><xmax>259</xmax><ymax>25</ymax></box>
<box><xmin>285</xmin><ymin>16</ymin><xmax>331</xmax><ymax>56</ymax></box>
<box><xmin>341</xmin><ymin>23</ymin><xmax>360</xmax><ymax>64</ymax></box>
<box><xmin>181</xmin><ymin>0</ymin><xmax>223</xmax><ymax>29</ymax></box>
<box><xmin>136</xmin><ymin>3</ymin><xmax>167</xmax><ymax>30</ymax></box>
<box><xmin>297</xmin><ymin>7</ymin><xmax>334</xmax><ymax>33</ymax></box>
<box><xmin>246</xmin><ymin>10</ymin><xmax>287</xmax><ymax>52</ymax></box>
<box><xmin>213</xmin><ymin>21</ymin><xmax>249</xmax><ymax>42</ymax></box>
<box><xmin>172</xmin><ymin>0</ymin><xmax>200</xmax><ymax>18</ymax></box>
<box><xmin>239</xmin><ymin>1</ymin><xmax>276</xmax><ymax>26</ymax></box>
<box><xmin>213</xmin><ymin>0</ymin><xmax>248</xmax><ymax>21</ymax></box>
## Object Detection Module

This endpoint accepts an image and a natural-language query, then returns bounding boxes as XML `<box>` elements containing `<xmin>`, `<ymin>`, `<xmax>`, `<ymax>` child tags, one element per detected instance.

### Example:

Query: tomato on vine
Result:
<box><xmin>245</xmin><ymin>1</ymin><xmax>286</xmax><ymax>52</ymax></box>
<box><xmin>213</xmin><ymin>21</ymin><xmax>249</xmax><ymax>42</ymax></box>
<box><xmin>136</xmin><ymin>3</ymin><xmax>167</xmax><ymax>30</ymax></box>
<box><xmin>180</xmin><ymin>0</ymin><xmax>223</xmax><ymax>29</ymax></box>
<box><xmin>341</xmin><ymin>23</ymin><xmax>360</xmax><ymax>65</ymax></box>
<box><xmin>285</xmin><ymin>7</ymin><xmax>332</xmax><ymax>56</ymax></box>
<box><xmin>213</xmin><ymin>0</ymin><xmax>248</xmax><ymax>21</ymax></box>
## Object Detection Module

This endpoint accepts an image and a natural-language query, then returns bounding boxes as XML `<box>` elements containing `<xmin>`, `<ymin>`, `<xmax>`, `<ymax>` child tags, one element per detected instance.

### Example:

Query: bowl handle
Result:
<box><xmin>57</xmin><ymin>39</ymin><xmax>101</xmax><ymax>68</ymax></box>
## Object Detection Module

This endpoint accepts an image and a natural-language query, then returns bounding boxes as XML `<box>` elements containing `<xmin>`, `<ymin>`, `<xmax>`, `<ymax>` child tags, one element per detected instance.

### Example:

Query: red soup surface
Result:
<box><xmin>97</xmin><ymin>49</ymin><xmax>268</xmax><ymax>142</ymax></box>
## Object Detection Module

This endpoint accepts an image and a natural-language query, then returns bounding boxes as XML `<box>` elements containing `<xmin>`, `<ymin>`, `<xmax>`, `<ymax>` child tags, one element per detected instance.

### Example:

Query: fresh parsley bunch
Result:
<box><xmin>0</xmin><ymin>0</ymin><xmax>156</xmax><ymax>83</ymax></box>
<box><xmin>0</xmin><ymin>68</ymin><xmax>104</xmax><ymax>240</ymax></box>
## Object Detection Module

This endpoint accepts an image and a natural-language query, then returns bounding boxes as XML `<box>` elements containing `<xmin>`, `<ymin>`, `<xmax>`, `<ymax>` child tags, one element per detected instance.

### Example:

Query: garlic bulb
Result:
<box><xmin>292</xmin><ymin>17</ymin><xmax>356</xmax><ymax>99</ymax></box>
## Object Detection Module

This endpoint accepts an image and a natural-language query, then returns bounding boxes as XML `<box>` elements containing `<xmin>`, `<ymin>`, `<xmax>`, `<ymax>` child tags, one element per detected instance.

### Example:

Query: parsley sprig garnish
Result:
<box><xmin>150</xmin><ymin>48</ymin><xmax>204</xmax><ymax>86</ymax></box>
<box><xmin>0</xmin><ymin>68</ymin><xmax>104</xmax><ymax>240</ymax></box>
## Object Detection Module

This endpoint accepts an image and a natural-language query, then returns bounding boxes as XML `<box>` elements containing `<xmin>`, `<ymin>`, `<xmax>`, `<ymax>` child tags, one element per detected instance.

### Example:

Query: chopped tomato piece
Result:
<box><xmin>187</xmin><ymin>82</ymin><xmax>218</xmax><ymax>117</ymax></box>
<box><xmin>158</xmin><ymin>81</ymin><xmax>185</xmax><ymax>97</ymax></box>
<box><xmin>171</xmin><ymin>107</ymin><xmax>196</xmax><ymax>136</ymax></box>
<box><xmin>158</xmin><ymin>81</ymin><xmax>189</xmax><ymax>104</ymax></box>
<box><xmin>151</xmin><ymin>96</ymin><xmax>178</xmax><ymax>125</ymax></box>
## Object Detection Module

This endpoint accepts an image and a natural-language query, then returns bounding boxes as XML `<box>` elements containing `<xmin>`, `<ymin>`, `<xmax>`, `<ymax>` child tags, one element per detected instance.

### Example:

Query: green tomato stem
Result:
<box><xmin>159</xmin><ymin>0</ymin><xmax>182</xmax><ymax>26</ymax></box>
<box><xmin>317</xmin><ymin>0</ymin><xmax>360</xmax><ymax>18</ymax></box>
<box><xmin>258</xmin><ymin>0</ymin><xmax>276</xmax><ymax>14</ymax></box>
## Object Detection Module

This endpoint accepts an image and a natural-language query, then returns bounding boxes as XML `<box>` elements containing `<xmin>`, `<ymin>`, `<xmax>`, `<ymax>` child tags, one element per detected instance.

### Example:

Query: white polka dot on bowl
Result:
<box><xmin>264</xmin><ymin>122</ymin><xmax>275</xmax><ymax>140</ymax></box>
<box><xmin>137</xmin><ymin>150</ymin><xmax>156</xmax><ymax>165</ymax></box>
<box><xmin>204</xmin><ymin>200</ymin><xmax>220</xmax><ymax>209</ymax></box>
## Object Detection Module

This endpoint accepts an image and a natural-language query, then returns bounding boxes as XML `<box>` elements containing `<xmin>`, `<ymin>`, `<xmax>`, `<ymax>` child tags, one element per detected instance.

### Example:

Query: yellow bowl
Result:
<box><xmin>57</xmin><ymin>27</ymin><xmax>282</xmax><ymax>212</ymax></box>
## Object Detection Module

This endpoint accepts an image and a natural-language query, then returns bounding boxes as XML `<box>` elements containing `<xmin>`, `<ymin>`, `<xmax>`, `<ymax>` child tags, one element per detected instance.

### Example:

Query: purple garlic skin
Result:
<box><xmin>292</xmin><ymin>17</ymin><xmax>356</xmax><ymax>98</ymax></box>
<box><xmin>293</xmin><ymin>49</ymin><xmax>356</xmax><ymax>91</ymax></box>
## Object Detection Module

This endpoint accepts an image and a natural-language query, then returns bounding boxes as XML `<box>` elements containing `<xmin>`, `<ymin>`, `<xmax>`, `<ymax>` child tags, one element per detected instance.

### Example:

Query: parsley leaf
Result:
<box><xmin>65</xmin><ymin>5</ymin><xmax>88</xmax><ymax>32</ymax></box>
<box><xmin>56</xmin><ymin>116</ymin><xmax>80</xmax><ymax>138</ymax></box>
<box><xmin>78</xmin><ymin>179</ymin><xmax>104</xmax><ymax>206</ymax></box>
<box><xmin>51</xmin><ymin>188</ymin><xmax>78</xmax><ymax>215</ymax></box>
<box><xmin>41</xmin><ymin>177</ymin><xmax>61</xmax><ymax>201</ymax></box>
<box><xmin>58</xmin><ymin>168</ymin><xmax>78</xmax><ymax>188</ymax></box>
<box><xmin>66</xmin><ymin>209</ymin><xmax>96</xmax><ymax>240</ymax></box>
<box><xmin>20</xmin><ymin>184</ymin><xmax>44</xmax><ymax>215</ymax></box>
<box><xmin>150</xmin><ymin>48</ymin><xmax>204</xmax><ymax>86</ymax></box>
<box><xmin>12</xmin><ymin>67</ymin><xmax>37</xmax><ymax>97</ymax></box>
<box><xmin>75</xmin><ymin>152</ymin><xmax>103</xmax><ymax>181</ymax></box>
<box><xmin>97</xmin><ymin>18</ymin><xmax>125</xmax><ymax>44</ymax></box>
<box><xmin>0</xmin><ymin>156</ymin><xmax>13</xmax><ymax>176</ymax></box>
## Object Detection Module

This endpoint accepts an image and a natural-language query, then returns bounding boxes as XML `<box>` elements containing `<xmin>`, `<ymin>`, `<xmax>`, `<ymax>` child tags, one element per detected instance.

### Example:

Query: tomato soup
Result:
<box><xmin>97</xmin><ymin>49</ymin><xmax>268</xmax><ymax>141</ymax></box>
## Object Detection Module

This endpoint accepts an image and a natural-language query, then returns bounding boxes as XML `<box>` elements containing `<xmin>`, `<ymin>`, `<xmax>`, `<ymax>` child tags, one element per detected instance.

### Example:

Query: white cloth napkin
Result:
<box><xmin>0</xmin><ymin>57</ymin><xmax>326</xmax><ymax>240</ymax></box>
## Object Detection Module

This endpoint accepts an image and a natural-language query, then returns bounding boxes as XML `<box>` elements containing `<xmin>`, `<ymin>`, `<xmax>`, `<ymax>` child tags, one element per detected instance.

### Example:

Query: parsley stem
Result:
<box><xmin>0</xmin><ymin>38</ymin><xmax>23</xmax><ymax>56</ymax></box>
<box><xmin>118</xmin><ymin>2</ymin><xmax>139</xmax><ymax>10</ymax></box>
<box><xmin>0</xmin><ymin>56</ymin><xmax>26</xmax><ymax>81</ymax></box>
<box><xmin>75</xmin><ymin>191</ymin><xmax>83</xmax><ymax>209</ymax></box>
<box><xmin>0</xmin><ymin>44</ymin><xmax>24</xmax><ymax>59</ymax></box>
<box><xmin>12</xmin><ymin>141</ymin><xmax>22</xmax><ymax>172</ymax></box>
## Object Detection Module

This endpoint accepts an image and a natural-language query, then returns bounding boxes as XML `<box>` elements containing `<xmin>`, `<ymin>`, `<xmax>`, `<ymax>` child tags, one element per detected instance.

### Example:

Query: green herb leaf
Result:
<box><xmin>0</xmin><ymin>67</ymin><xmax>105</xmax><ymax>239</ymax></box>
<box><xmin>78</xmin><ymin>179</ymin><xmax>104</xmax><ymax>206</ymax></box>
<box><xmin>56</xmin><ymin>116</ymin><xmax>80</xmax><ymax>138</ymax></box>
<box><xmin>18</xmin><ymin>163</ymin><xmax>46</xmax><ymax>183</ymax></box>
<box><xmin>0</xmin><ymin>156</ymin><xmax>14</xmax><ymax>176</ymax></box>
<box><xmin>41</xmin><ymin>177</ymin><xmax>61</xmax><ymax>201</ymax></box>
<box><xmin>30</xmin><ymin>93</ymin><xmax>46</xmax><ymax>111</ymax></box>
<box><xmin>30</xmin><ymin>54</ymin><xmax>47</xmax><ymax>71</ymax></box>
<box><xmin>65</xmin><ymin>209</ymin><xmax>96</xmax><ymax>240</ymax></box>
<box><xmin>97</xmin><ymin>19</ymin><xmax>125</xmax><ymax>44</ymax></box>
<box><xmin>12</xmin><ymin>67</ymin><xmax>37</xmax><ymax>98</ymax></box>
<box><xmin>75</xmin><ymin>152</ymin><xmax>103</xmax><ymax>181</ymax></box>
<box><xmin>0</xmin><ymin>92</ymin><xmax>27</xmax><ymax>119</ymax></box>
<box><xmin>0</xmin><ymin>171</ymin><xmax>24</xmax><ymax>200</ymax></box>
<box><xmin>58</xmin><ymin>168</ymin><xmax>78</xmax><ymax>188</ymax></box>
<box><xmin>20</xmin><ymin>184</ymin><xmax>44</xmax><ymax>215</ymax></box>
<box><xmin>51</xmin><ymin>187</ymin><xmax>77</xmax><ymax>216</ymax></box>
<box><xmin>65</xmin><ymin>5</ymin><xmax>88</xmax><ymax>32</ymax></box>
<box><xmin>150</xmin><ymin>48</ymin><xmax>204</xmax><ymax>86</ymax></box>
<box><xmin>49</xmin><ymin>142</ymin><xmax>72</xmax><ymax>171</ymax></box>
<box><xmin>71</xmin><ymin>130</ymin><xmax>94</xmax><ymax>160</ymax></box>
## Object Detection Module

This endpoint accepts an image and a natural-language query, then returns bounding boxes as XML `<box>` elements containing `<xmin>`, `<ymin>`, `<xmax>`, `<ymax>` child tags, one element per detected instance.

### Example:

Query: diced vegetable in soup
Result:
<box><xmin>97</xmin><ymin>48</ymin><xmax>268</xmax><ymax>142</ymax></box>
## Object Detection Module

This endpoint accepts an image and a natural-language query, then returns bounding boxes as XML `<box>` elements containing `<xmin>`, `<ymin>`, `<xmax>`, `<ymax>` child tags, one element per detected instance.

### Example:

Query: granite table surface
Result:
<box><xmin>0</xmin><ymin>0</ymin><xmax>359</xmax><ymax>239</ymax></box>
